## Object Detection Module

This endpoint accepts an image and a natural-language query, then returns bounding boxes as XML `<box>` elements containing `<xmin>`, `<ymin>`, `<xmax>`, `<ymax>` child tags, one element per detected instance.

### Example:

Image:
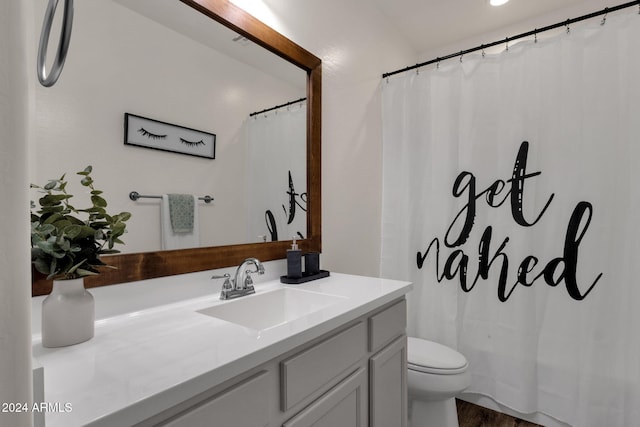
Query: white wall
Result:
<box><xmin>30</xmin><ymin>0</ymin><xmax>304</xmax><ymax>253</ymax></box>
<box><xmin>258</xmin><ymin>0</ymin><xmax>416</xmax><ymax>276</ymax></box>
<box><xmin>0</xmin><ymin>0</ymin><xmax>33</xmax><ymax>425</ymax></box>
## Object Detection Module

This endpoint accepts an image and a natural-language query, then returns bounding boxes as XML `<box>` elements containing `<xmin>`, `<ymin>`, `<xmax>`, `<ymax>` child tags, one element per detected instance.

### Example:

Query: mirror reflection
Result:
<box><xmin>32</xmin><ymin>0</ymin><xmax>307</xmax><ymax>253</ymax></box>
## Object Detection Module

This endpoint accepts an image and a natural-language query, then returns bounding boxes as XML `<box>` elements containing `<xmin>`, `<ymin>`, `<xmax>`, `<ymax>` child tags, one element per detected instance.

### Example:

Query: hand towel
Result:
<box><xmin>168</xmin><ymin>193</ymin><xmax>194</xmax><ymax>233</ymax></box>
<box><xmin>161</xmin><ymin>194</ymin><xmax>200</xmax><ymax>250</ymax></box>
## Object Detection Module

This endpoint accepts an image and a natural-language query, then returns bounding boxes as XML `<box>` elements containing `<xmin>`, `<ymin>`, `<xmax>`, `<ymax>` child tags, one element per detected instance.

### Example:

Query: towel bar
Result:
<box><xmin>129</xmin><ymin>191</ymin><xmax>213</xmax><ymax>204</ymax></box>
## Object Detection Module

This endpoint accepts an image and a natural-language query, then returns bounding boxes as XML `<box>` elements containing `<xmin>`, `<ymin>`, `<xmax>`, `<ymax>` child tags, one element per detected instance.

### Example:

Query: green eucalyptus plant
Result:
<box><xmin>30</xmin><ymin>166</ymin><xmax>131</xmax><ymax>280</ymax></box>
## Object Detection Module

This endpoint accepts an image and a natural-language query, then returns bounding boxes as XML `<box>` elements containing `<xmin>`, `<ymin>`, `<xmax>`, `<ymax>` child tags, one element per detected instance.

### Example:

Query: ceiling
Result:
<box><xmin>370</xmin><ymin>0</ymin><xmax>601</xmax><ymax>54</ymax></box>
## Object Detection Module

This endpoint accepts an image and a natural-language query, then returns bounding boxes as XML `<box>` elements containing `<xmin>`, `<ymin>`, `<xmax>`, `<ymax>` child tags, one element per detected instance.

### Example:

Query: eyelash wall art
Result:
<box><xmin>180</xmin><ymin>137</ymin><xmax>205</xmax><ymax>147</ymax></box>
<box><xmin>124</xmin><ymin>113</ymin><xmax>216</xmax><ymax>159</ymax></box>
<box><xmin>138</xmin><ymin>127</ymin><xmax>167</xmax><ymax>140</ymax></box>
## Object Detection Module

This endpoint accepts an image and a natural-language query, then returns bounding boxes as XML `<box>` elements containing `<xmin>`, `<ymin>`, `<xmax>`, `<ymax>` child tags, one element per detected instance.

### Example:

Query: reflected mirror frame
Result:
<box><xmin>32</xmin><ymin>0</ymin><xmax>322</xmax><ymax>296</ymax></box>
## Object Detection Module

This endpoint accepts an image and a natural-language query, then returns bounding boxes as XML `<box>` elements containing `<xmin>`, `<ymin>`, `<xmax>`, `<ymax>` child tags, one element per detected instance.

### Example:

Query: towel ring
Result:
<box><xmin>37</xmin><ymin>0</ymin><xmax>74</xmax><ymax>87</ymax></box>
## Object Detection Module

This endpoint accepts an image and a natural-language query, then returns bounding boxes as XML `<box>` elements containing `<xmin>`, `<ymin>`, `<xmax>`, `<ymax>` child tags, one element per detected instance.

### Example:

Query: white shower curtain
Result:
<box><xmin>381</xmin><ymin>12</ymin><xmax>640</xmax><ymax>427</ymax></box>
<box><xmin>247</xmin><ymin>101</ymin><xmax>307</xmax><ymax>242</ymax></box>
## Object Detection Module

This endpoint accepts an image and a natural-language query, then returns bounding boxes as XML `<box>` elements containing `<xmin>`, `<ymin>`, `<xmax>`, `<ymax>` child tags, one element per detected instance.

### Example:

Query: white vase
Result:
<box><xmin>42</xmin><ymin>278</ymin><xmax>95</xmax><ymax>348</ymax></box>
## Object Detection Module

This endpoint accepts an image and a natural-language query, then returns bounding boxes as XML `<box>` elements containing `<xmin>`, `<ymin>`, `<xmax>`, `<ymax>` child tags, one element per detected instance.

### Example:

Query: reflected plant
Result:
<box><xmin>30</xmin><ymin>166</ymin><xmax>131</xmax><ymax>280</ymax></box>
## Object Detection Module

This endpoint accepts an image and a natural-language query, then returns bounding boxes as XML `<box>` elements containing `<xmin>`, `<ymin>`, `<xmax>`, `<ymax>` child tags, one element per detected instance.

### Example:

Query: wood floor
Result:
<box><xmin>457</xmin><ymin>400</ymin><xmax>542</xmax><ymax>427</ymax></box>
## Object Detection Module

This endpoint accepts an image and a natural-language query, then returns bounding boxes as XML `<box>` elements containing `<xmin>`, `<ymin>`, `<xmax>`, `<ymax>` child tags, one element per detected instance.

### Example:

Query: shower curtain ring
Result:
<box><xmin>505</xmin><ymin>37</ymin><xmax>509</xmax><ymax>51</ymax></box>
<box><xmin>601</xmin><ymin>8</ymin><xmax>608</xmax><ymax>25</ymax></box>
<box><xmin>534</xmin><ymin>29</ymin><xmax>538</xmax><ymax>43</ymax></box>
<box><xmin>566</xmin><ymin>19</ymin><xmax>571</xmax><ymax>34</ymax></box>
<box><xmin>481</xmin><ymin>44</ymin><xmax>486</xmax><ymax>58</ymax></box>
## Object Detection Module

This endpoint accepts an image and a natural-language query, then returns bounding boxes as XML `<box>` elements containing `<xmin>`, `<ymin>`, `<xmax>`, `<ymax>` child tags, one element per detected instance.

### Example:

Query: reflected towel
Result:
<box><xmin>161</xmin><ymin>194</ymin><xmax>200</xmax><ymax>250</ymax></box>
<box><xmin>168</xmin><ymin>193</ymin><xmax>194</xmax><ymax>233</ymax></box>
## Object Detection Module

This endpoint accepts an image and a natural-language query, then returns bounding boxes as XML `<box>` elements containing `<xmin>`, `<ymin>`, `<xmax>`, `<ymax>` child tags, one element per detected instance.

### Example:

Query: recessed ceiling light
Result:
<box><xmin>489</xmin><ymin>0</ymin><xmax>510</xmax><ymax>6</ymax></box>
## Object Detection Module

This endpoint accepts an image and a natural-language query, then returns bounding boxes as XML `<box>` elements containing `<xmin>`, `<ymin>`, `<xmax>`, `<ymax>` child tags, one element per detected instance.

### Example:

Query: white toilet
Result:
<box><xmin>407</xmin><ymin>337</ymin><xmax>471</xmax><ymax>427</ymax></box>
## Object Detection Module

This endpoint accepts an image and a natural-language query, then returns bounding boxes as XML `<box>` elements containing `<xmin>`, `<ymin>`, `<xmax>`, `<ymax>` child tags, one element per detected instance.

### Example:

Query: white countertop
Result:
<box><xmin>32</xmin><ymin>272</ymin><xmax>411</xmax><ymax>426</ymax></box>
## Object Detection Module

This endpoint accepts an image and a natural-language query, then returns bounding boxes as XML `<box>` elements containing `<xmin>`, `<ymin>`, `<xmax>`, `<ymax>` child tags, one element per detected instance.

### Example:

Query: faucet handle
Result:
<box><xmin>243</xmin><ymin>272</ymin><xmax>256</xmax><ymax>293</ymax></box>
<box><xmin>213</xmin><ymin>273</ymin><xmax>235</xmax><ymax>300</ymax></box>
<box><xmin>212</xmin><ymin>273</ymin><xmax>233</xmax><ymax>290</ymax></box>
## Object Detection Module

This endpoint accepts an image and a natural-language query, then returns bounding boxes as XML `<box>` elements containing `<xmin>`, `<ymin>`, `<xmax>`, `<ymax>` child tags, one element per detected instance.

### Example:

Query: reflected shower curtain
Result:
<box><xmin>381</xmin><ymin>13</ymin><xmax>640</xmax><ymax>426</ymax></box>
<box><xmin>247</xmin><ymin>101</ymin><xmax>306</xmax><ymax>242</ymax></box>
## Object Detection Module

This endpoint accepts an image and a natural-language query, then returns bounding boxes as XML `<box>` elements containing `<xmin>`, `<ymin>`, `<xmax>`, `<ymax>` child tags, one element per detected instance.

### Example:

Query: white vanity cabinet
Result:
<box><xmin>138</xmin><ymin>297</ymin><xmax>407</xmax><ymax>427</ymax></box>
<box><xmin>34</xmin><ymin>273</ymin><xmax>412</xmax><ymax>427</ymax></box>
<box><xmin>282</xmin><ymin>299</ymin><xmax>407</xmax><ymax>427</ymax></box>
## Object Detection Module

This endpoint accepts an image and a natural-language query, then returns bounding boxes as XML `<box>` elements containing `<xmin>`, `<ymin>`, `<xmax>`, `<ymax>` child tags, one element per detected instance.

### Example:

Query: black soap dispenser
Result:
<box><xmin>287</xmin><ymin>237</ymin><xmax>303</xmax><ymax>279</ymax></box>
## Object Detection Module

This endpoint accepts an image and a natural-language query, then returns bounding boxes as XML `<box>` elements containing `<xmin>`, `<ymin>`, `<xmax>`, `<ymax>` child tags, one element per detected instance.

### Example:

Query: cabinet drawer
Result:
<box><xmin>160</xmin><ymin>371</ymin><xmax>271</xmax><ymax>427</ymax></box>
<box><xmin>281</xmin><ymin>321</ymin><xmax>366</xmax><ymax>411</ymax></box>
<box><xmin>368</xmin><ymin>299</ymin><xmax>406</xmax><ymax>353</ymax></box>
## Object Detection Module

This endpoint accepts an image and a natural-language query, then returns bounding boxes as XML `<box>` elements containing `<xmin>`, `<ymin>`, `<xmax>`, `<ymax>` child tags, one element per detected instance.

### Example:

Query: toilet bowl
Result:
<box><xmin>407</xmin><ymin>337</ymin><xmax>471</xmax><ymax>427</ymax></box>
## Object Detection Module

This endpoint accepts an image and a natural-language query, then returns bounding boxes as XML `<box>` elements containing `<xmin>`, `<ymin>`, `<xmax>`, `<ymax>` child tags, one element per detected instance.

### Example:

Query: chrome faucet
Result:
<box><xmin>212</xmin><ymin>258</ymin><xmax>265</xmax><ymax>300</ymax></box>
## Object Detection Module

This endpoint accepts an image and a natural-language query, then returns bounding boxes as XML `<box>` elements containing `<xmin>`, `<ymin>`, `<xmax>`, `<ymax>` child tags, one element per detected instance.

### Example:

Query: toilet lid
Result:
<box><xmin>407</xmin><ymin>337</ymin><xmax>468</xmax><ymax>375</ymax></box>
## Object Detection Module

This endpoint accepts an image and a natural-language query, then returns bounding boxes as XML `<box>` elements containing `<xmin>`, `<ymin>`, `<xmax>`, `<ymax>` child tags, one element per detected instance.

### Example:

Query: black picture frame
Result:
<box><xmin>124</xmin><ymin>113</ymin><xmax>216</xmax><ymax>159</ymax></box>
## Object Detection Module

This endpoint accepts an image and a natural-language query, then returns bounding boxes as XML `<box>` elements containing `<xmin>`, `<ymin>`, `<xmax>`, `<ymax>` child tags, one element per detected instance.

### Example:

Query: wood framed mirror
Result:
<box><xmin>32</xmin><ymin>0</ymin><xmax>321</xmax><ymax>296</ymax></box>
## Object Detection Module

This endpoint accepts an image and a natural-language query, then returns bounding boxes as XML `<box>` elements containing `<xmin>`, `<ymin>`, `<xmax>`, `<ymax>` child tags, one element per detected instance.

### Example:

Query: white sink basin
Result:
<box><xmin>197</xmin><ymin>287</ymin><xmax>347</xmax><ymax>331</ymax></box>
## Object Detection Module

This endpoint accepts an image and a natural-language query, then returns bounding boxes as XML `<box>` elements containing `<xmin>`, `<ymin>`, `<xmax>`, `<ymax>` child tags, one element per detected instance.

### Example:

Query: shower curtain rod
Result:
<box><xmin>382</xmin><ymin>0</ymin><xmax>640</xmax><ymax>78</ymax></box>
<box><xmin>249</xmin><ymin>97</ymin><xmax>306</xmax><ymax>117</ymax></box>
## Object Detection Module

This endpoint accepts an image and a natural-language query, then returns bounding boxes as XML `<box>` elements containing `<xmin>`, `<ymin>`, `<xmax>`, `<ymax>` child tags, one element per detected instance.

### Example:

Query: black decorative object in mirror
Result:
<box><xmin>263</xmin><ymin>170</ymin><xmax>306</xmax><ymax>242</ymax></box>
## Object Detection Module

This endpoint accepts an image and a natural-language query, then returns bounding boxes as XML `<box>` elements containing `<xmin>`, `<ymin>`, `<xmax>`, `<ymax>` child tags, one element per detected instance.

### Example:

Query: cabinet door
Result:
<box><xmin>369</xmin><ymin>335</ymin><xmax>407</xmax><ymax>427</ymax></box>
<box><xmin>283</xmin><ymin>367</ymin><xmax>367</xmax><ymax>427</ymax></box>
<box><xmin>160</xmin><ymin>371</ymin><xmax>271</xmax><ymax>427</ymax></box>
